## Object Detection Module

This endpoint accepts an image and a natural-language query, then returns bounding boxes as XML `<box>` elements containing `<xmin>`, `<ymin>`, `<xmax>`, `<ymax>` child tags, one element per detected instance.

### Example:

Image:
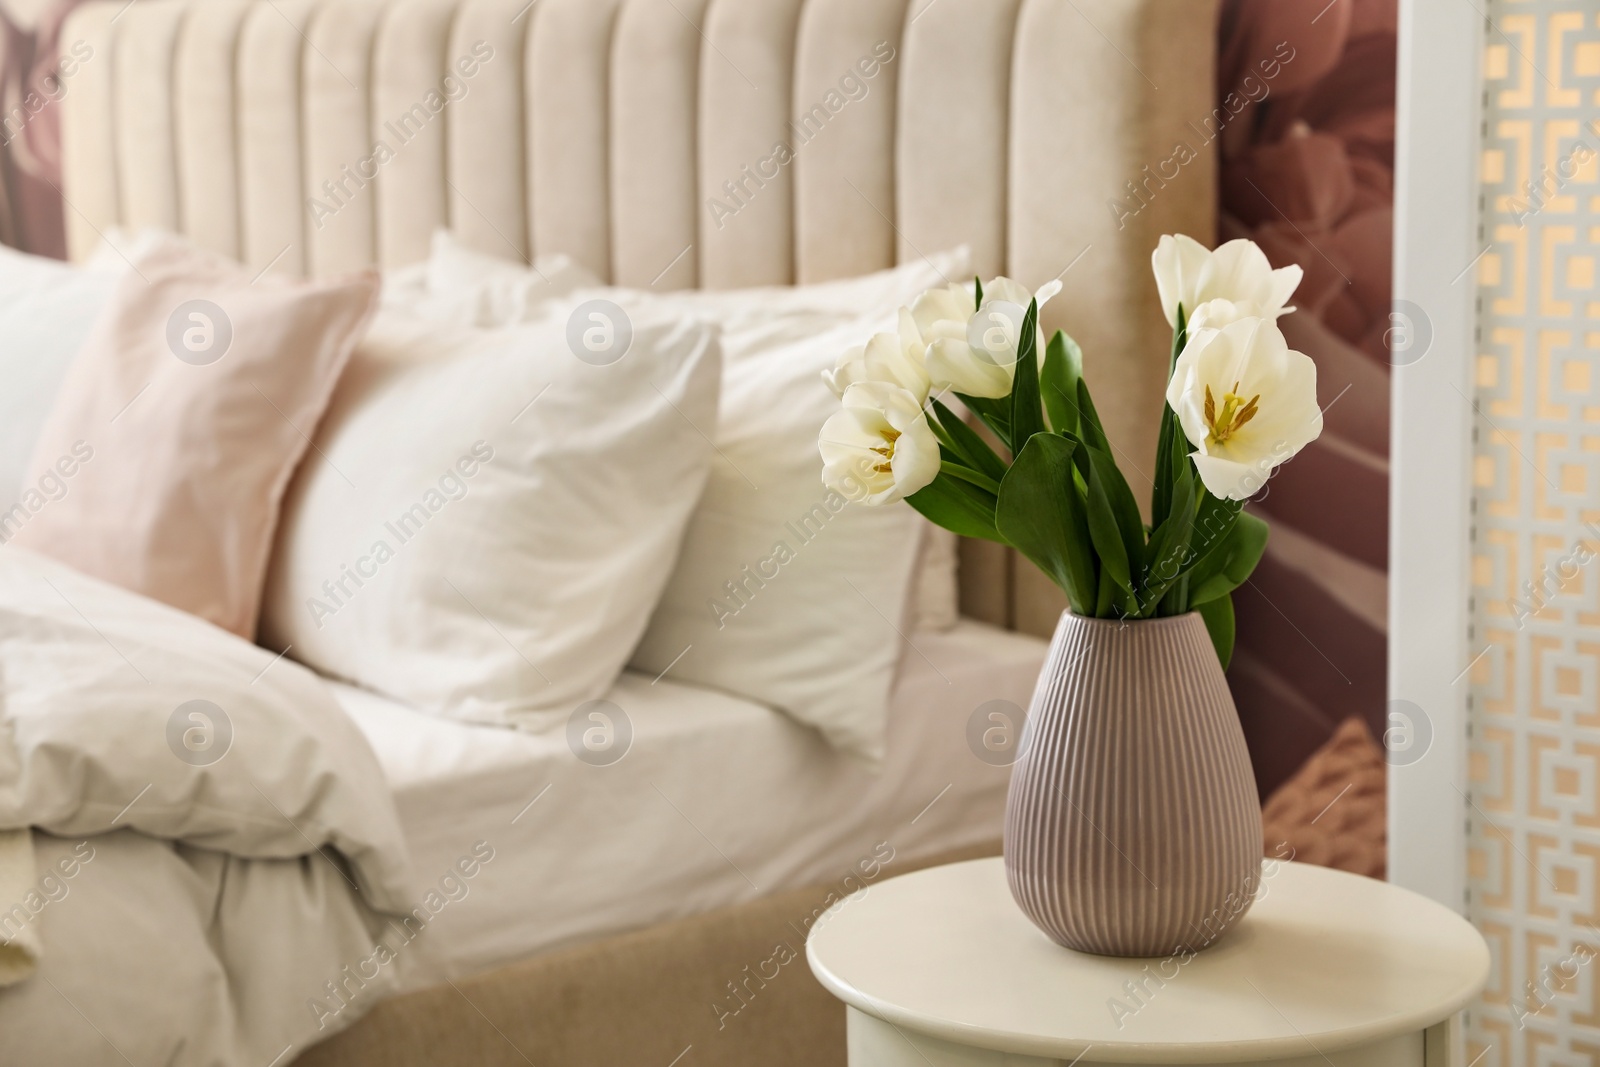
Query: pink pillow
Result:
<box><xmin>9</xmin><ymin>238</ymin><xmax>378</xmax><ymax>638</ymax></box>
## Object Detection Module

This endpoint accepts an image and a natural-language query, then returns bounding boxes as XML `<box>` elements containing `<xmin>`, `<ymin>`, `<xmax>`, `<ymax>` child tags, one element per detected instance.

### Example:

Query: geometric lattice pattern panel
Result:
<box><xmin>1469</xmin><ymin>4</ymin><xmax>1600</xmax><ymax>1064</ymax></box>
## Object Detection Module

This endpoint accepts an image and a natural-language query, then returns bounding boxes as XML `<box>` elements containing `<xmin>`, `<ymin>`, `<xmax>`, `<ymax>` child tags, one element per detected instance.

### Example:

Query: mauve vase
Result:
<box><xmin>1003</xmin><ymin>610</ymin><xmax>1262</xmax><ymax>957</ymax></box>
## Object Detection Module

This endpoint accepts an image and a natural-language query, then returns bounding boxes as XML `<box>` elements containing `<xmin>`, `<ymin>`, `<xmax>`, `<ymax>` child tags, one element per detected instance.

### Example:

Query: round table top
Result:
<box><xmin>805</xmin><ymin>858</ymin><xmax>1489</xmax><ymax>1064</ymax></box>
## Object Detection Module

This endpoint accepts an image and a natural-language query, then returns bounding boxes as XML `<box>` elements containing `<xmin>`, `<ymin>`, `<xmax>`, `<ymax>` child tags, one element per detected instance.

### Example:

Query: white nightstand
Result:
<box><xmin>806</xmin><ymin>857</ymin><xmax>1489</xmax><ymax>1067</ymax></box>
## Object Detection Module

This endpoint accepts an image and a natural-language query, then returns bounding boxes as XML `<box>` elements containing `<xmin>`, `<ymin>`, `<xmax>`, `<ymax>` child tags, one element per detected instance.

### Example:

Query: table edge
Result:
<box><xmin>804</xmin><ymin>858</ymin><xmax>1492</xmax><ymax>1064</ymax></box>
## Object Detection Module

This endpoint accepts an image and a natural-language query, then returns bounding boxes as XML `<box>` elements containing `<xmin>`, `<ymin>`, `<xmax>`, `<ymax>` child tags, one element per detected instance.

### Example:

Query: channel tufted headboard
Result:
<box><xmin>57</xmin><ymin>0</ymin><xmax>1217</xmax><ymax>636</ymax></box>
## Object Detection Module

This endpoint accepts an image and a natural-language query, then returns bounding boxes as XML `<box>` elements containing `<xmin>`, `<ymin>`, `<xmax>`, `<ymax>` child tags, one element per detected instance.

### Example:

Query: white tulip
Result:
<box><xmin>1164</xmin><ymin>317</ymin><xmax>1322</xmax><ymax>501</ymax></box>
<box><xmin>909</xmin><ymin>282</ymin><xmax>976</xmax><ymax>340</ymax></box>
<box><xmin>818</xmin><ymin>382</ymin><xmax>941</xmax><ymax>505</ymax></box>
<box><xmin>823</xmin><ymin>308</ymin><xmax>930</xmax><ymax>403</ymax></box>
<box><xmin>1151</xmin><ymin>234</ymin><xmax>1303</xmax><ymax>328</ymax></box>
<box><xmin>912</xmin><ymin>276</ymin><xmax>1063</xmax><ymax>399</ymax></box>
<box><xmin>1186</xmin><ymin>298</ymin><xmax>1254</xmax><ymax>332</ymax></box>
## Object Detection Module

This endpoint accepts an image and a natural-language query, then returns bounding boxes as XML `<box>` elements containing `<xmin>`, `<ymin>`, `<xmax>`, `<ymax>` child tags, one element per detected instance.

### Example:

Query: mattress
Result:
<box><xmin>328</xmin><ymin>620</ymin><xmax>1048</xmax><ymax>991</ymax></box>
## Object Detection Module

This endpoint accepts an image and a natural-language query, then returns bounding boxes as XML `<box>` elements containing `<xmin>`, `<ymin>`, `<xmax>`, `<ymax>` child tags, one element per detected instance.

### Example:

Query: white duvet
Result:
<box><xmin>0</xmin><ymin>548</ymin><xmax>417</xmax><ymax>1066</ymax></box>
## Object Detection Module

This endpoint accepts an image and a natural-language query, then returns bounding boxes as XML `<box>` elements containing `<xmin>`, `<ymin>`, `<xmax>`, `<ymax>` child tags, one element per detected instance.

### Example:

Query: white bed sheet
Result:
<box><xmin>328</xmin><ymin>620</ymin><xmax>1048</xmax><ymax>990</ymax></box>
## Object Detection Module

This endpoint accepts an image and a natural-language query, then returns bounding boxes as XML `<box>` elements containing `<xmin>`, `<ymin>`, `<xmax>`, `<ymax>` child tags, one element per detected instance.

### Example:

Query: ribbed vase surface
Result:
<box><xmin>1003</xmin><ymin>611</ymin><xmax>1262</xmax><ymax>957</ymax></box>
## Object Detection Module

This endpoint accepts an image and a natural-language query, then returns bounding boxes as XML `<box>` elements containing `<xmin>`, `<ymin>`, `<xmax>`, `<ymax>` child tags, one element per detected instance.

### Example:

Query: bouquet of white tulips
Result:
<box><xmin>817</xmin><ymin>235</ymin><xmax>1322</xmax><ymax>667</ymax></box>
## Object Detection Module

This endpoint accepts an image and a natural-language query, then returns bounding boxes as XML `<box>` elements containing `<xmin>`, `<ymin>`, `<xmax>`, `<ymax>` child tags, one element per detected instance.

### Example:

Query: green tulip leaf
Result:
<box><xmin>958</xmin><ymin>394</ymin><xmax>1012</xmax><ymax>453</ymax></box>
<box><xmin>1182</xmin><ymin>492</ymin><xmax>1244</xmax><ymax>581</ymax></box>
<box><xmin>930</xmin><ymin>398</ymin><xmax>1008</xmax><ymax>482</ymax></box>
<box><xmin>1152</xmin><ymin>305</ymin><xmax>1188</xmax><ymax>527</ymax></box>
<box><xmin>1075</xmin><ymin>378</ymin><xmax>1110</xmax><ymax>457</ymax></box>
<box><xmin>996</xmin><ymin>434</ymin><xmax>1096</xmax><ymax>614</ymax></box>
<box><xmin>906</xmin><ymin>475</ymin><xmax>1001</xmax><ymax>542</ymax></box>
<box><xmin>1041</xmin><ymin>330</ymin><xmax>1083</xmax><ymax>435</ymax></box>
<box><xmin>1086</xmin><ymin>457</ymin><xmax>1133</xmax><ymax>599</ymax></box>
<box><xmin>1140</xmin><ymin>461</ymin><xmax>1197</xmax><ymax>615</ymax></box>
<box><xmin>1188</xmin><ymin>511</ymin><xmax>1269</xmax><ymax>607</ymax></box>
<box><xmin>1197</xmin><ymin>591</ymin><xmax>1236</xmax><ymax>669</ymax></box>
<box><xmin>939</xmin><ymin>461</ymin><xmax>1002</xmax><ymax>496</ymax></box>
<box><xmin>1009</xmin><ymin>299</ymin><xmax>1045</xmax><ymax>449</ymax></box>
<box><xmin>1087</xmin><ymin>448</ymin><xmax>1145</xmax><ymax>587</ymax></box>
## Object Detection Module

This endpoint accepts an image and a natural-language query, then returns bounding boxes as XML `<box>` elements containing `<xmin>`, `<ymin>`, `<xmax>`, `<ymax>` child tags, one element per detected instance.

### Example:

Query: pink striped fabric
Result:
<box><xmin>1004</xmin><ymin>611</ymin><xmax>1263</xmax><ymax>957</ymax></box>
<box><xmin>1218</xmin><ymin>0</ymin><xmax>1396</xmax><ymax>800</ymax></box>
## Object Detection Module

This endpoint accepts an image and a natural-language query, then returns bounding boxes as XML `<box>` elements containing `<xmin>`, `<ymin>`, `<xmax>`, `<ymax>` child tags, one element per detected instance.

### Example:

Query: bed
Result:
<box><xmin>0</xmin><ymin>0</ymin><xmax>1221</xmax><ymax>1063</ymax></box>
<box><xmin>334</xmin><ymin>621</ymin><xmax>1048</xmax><ymax>990</ymax></box>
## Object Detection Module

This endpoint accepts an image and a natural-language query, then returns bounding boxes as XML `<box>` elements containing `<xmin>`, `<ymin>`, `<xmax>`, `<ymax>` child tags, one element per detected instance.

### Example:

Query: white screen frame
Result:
<box><xmin>1388</xmin><ymin>0</ymin><xmax>1486</xmax><ymax>909</ymax></box>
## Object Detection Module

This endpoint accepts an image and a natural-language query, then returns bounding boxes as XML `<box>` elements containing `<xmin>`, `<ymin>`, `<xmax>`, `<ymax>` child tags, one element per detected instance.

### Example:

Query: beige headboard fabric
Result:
<box><xmin>58</xmin><ymin>0</ymin><xmax>1217</xmax><ymax>636</ymax></box>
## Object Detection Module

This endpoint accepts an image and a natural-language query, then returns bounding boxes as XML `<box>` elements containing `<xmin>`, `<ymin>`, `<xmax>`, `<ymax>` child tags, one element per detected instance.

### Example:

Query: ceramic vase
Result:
<box><xmin>1003</xmin><ymin>610</ymin><xmax>1262</xmax><ymax>956</ymax></box>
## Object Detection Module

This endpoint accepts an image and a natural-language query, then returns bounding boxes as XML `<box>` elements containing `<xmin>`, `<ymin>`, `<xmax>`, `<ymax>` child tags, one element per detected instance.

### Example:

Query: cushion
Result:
<box><xmin>0</xmin><ymin>230</ymin><xmax>212</xmax><ymax>502</ymax></box>
<box><xmin>9</xmin><ymin>235</ymin><xmax>378</xmax><ymax>639</ymax></box>
<box><xmin>416</xmin><ymin>234</ymin><xmax>971</xmax><ymax>759</ymax></box>
<box><xmin>0</xmin><ymin>245</ymin><xmax>123</xmax><ymax>502</ymax></box>
<box><xmin>419</xmin><ymin>228</ymin><xmax>963</xmax><ymax>631</ymax></box>
<box><xmin>381</xmin><ymin>229</ymin><xmax>602</xmax><ymax>328</ymax></box>
<box><xmin>257</xmin><ymin>306</ymin><xmax>722</xmax><ymax>728</ymax></box>
<box><xmin>623</xmin><ymin>311</ymin><xmax>931</xmax><ymax>762</ymax></box>
<box><xmin>1260</xmin><ymin>716</ymin><xmax>1387</xmax><ymax>878</ymax></box>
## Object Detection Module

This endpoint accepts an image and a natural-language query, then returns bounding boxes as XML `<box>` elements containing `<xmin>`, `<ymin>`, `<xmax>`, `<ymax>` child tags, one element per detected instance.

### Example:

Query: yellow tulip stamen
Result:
<box><xmin>1204</xmin><ymin>381</ymin><xmax>1261</xmax><ymax>446</ymax></box>
<box><xmin>870</xmin><ymin>426</ymin><xmax>901</xmax><ymax>474</ymax></box>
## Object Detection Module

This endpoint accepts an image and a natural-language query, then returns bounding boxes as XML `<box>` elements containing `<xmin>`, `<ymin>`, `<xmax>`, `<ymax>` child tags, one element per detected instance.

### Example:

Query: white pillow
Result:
<box><xmin>418</xmin><ymin>229</ymin><xmax>963</xmax><ymax>631</ymax></box>
<box><xmin>0</xmin><ymin>246</ymin><xmax>121</xmax><ymax>502</ymax></box>
<box><xmin>626</xmin><ymin>313</ymin><xmax>928</xmax><ymax>760</ymax></box>
<box><xmin>258</xmin><ymin>306</ymin><xmax>721</xmax><ymax>728</ymax></box>
<box><xmin>418</xmin><ymin>235</ymin><xmax>971</xmax><ymax>759</ymax></box>
<box><xmin>381</xmin><ymin>229</ymin><xmax>603</xmax><ymax>328</ymax></box>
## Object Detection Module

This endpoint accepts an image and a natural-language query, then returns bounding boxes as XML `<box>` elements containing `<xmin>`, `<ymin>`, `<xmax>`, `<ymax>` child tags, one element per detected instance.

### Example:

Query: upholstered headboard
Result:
<box><xmin>58</xmin><ymin>0</ymin><xmax>1216</xmax><ymax>636</ymax></box>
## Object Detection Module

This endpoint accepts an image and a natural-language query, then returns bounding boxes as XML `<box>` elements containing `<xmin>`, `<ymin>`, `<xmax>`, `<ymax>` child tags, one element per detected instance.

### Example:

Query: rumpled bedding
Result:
<box><xmin>0</xmin><ymin>547</ymin><xmax>417</xmax><ymax>1065</ymax></box>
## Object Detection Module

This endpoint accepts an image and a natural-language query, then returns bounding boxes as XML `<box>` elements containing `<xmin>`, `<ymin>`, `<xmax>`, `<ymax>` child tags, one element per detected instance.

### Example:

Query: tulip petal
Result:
<box><xmin>927</xmin><ymin>338</ymin><xmax>1012</xmax><ymax>398</ymax></box>
<box><xmin>982</xmin><ymin>276</ymin><xmax>1034</xmax><ymax>307</ymax></box>
<box><xmin>1152</xmin><ymin>233</ymin><xmax>1212</xmax><ymax>326</ymax></box>
<box><xmin>910</xmin><ymin>285</ymin><xmax>973</xmax><ymax>338</ymax></box>
<box><xmin>1266</xmin><ymin>263</ymin><xmax>1304</xmax><ymax>317</ymax></box>
<box><xmin>886</xmin><ymin>415</ymin><xmax>941</xmax><ymax>502</ymax></box>
<box><xmin>1191</xmin><ymin>451</ymin><xmax>1266</xmax><ymax>501</ymax></box>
